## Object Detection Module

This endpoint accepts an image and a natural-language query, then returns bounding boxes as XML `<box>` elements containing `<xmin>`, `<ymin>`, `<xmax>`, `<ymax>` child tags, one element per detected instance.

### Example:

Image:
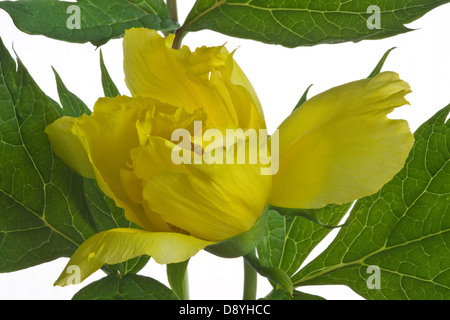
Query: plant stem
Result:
<box><xmin>172</xmin><ymin>28</ymin><xmax>186</xmax><ymax>49</ymax></box>
<box><xmin>166</xmin><ymin>0</ymin><xmax>185</xmax><ymax>49</ymax></box>
<box><xmin>243</xmin><ymin>254</ymin><xmax>258</xmax><ymax>300</ymax></box>
<box><xmin>166</xmin><ymin>0</ymin><xmax>178</xmax><ymax>23</ymax></box>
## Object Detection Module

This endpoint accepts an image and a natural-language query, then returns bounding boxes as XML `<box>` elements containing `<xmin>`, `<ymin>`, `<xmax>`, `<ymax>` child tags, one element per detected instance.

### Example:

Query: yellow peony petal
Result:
<box><xmin>120</xmin><ymin>137</ymin><xmax>187</xmax><ymax>233</ymax></box>
<box><xmin>123</xmin><ymin>28</ymin><xmax>265</xmax><ymax>130</ymax></box>
<box><xmin>54</xmin><ymin>228</ymin><xmax>213</xmax><ymax>286</ymax></box>
<box><xmin>142</xmin><ymin>141</ymin><xmax>273</xmax><ymax>242</ymax></box>
<box><xmin>73</xmin><ymin>97</ymin><xmax>145</xmax><ymax>197</ymax></box>
<box><xmin>45</xmin><ymin>116</ymin><xmax>95</xmax><ymax>179</ymax></box>
<box><xmin>130</xmin><ymin>136</ymin><xmax>190</xmax><ymax>180</ymax></box>
<box><xmin>70</xmin><ymin>97</ymin><xmax>159</xmax><ymax>229</ymax></box>
<box><xmin>270</xmin><ymin>72</ymin><xmax>414</xmax><ymax>209</ymax></box>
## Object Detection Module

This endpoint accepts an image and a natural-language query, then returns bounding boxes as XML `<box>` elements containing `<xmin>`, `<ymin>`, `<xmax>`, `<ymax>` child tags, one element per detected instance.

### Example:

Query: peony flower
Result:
<box><xmin>46</xmin><ymin>28</ymin><xmax>413</xmax><ymax>286</ymax></box>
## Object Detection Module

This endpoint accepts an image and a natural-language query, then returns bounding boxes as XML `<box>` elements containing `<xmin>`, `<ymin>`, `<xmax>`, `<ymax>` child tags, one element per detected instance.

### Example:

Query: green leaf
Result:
<box><xmin>167</xmin><ymin>259</ymin><xmax>189</xmax><ymax>300</ymax></box>
<box><xmin>0</xmin><ymin>0</ymin><xmax>178</xmax><ymax>46</ymax></box>
<box><xmin>0</xmin><ymin>37</ymin><xmax>98</xmax><ymax>272</ymax></box>
<box><xmin>183</xmin><ymin>0</ymin><xmax>450</xmax><ymax>48</ymax></box>
<box><xmin>257</xmin><ymin>204</ymin><xmax>351</xmax><ymax>281</ymax></box>
<box><xmin>72</xmin><ymin>274</ymin><xmax>178</xmax><ymax>300</ymax></box>
<box><xmin>291</xmin><ymin>105</ymin><xmax>450</xmax><ymax>300</ymax></box>
<box><xmin>205</xmin><ymin>206</ymin><xmax>270</xmax><ymax>258</ymax></box>
<box><xmin>100</xmin><ymin>51</ymin><xmax>121</xmax><ymax>98</ymax></box>
<box><xmin>367</xmin><ymin>47</ymin><xmax>396</xmax><ymax>79</ymax></box>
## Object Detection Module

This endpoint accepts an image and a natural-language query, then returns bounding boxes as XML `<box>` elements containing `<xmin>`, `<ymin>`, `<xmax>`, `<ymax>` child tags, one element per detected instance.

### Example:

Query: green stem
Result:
<box><xmin>243</xmin><ymin>253</ymin><xmax>258</xmax><ymax>300</ymax></box>
<box><xmin>166</xmin><ymin>0</ymin><xmax>178</xmax><ymax>23</ymax></box>
<box><xmin>167</xmin><ymin>0</ymin><xmax>184</xmax><ymax>50</ymax></box>
<box><xmin>172</xmin><ymin>28</ymin><xmax>186</xmax><ymax>50</ymax></box>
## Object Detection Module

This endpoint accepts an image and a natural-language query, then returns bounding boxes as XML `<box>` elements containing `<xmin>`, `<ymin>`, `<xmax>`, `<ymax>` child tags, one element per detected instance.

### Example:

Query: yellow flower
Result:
<box><xmin>46</xmin><ymin>28</ymin><xmax>413</xmax><ymax>287</ymax></box>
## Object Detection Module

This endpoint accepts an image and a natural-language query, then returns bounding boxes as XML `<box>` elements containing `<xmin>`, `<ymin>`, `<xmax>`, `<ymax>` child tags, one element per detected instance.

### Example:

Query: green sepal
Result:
<box><xmin>268</xmin><ymin>204</ymin><xmax>349</xmax><ymax>229</ymax></box>
<box><xmin>244</xmin><ymin>251</ymin><xmax>293</xmax><ymax>295</ymax></box>
<box><xmin>293</xmin><ymin>84</ymin><xmax>313</xmax><ymax>111</ymax></box>
<box><xmin>52</xmin><ymin>67</ymin><xmax>91</xmax><ymax>117</ymax></box>
<box><xmin>367</xmin><ymin>47</ymin><xmax>396</xmax><ymax>78</ymax></box>
<box><xmin>100</xmin><ymin>50</ymin><xmax>121</xmax><ymax>98</ymax></box>
<box><xmin>205</xmin><ymin>206</ymin><xmax>270</xmax><ymax>258</ymax></box>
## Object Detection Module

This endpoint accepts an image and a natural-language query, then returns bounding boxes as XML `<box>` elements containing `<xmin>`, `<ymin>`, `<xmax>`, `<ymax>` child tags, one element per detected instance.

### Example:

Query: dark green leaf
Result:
<box><xmin>72</xmin><ymin>274</ymin><xmax>178</xmax><ymax>300</ymax></box>
<box><xmin>0</xmin><ymin>37</ymin><xmax>97</xmax><ymax>272</ymax></box>
<box><xmin>82</xmin><ymin>178</ymin><xmax>129</xmax><ymax>232</ymax></box>
<box><xmin>292</xmin><ymin>105</ymin><xmax>450</xmax><ymax>300</ymax></box>
<box><xmin>183</xmin><ymin>0</ymin><xmax>450</xmax><ymax>48</ymax></box>
<box><xmin>0</xmin><ymin>0</ymin><xmax>178</xmax><ymax>46</ymax></box>
<box><xmin>100</xmin><ymin>50</ymin><xmax>121</xmax><ymax>98</ymax></box>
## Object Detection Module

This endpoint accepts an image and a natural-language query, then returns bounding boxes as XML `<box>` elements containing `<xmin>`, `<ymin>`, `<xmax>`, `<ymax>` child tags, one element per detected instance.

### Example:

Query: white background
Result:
<box><xmin>1</xmin><ymin>1</ymin><xmax>450</xmax><ymax>300</ymax></box>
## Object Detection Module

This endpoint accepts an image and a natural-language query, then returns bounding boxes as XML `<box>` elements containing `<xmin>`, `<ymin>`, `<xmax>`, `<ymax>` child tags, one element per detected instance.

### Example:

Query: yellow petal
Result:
<box><xmin>131</xmin><ymin>136</ymin><xmax>190</xmax><ymax>180</ymax></box>
<box><xmin>45</xmin><ymin>116</ymin><xmax>95</xmax><ymax>179</ymax></box>
<box><xmin>120</xmin><ymin>136</ymin><xmax>188</xmax><ymax>233</ymax></box>
<box><xmin>227</xmin><ymin>54</ymin><xmax>266</xmax><ymax>130</ymax></box>
<box><xmin>73</xmin><ymin>97</ymin><xmax>145</xmax><ymax>196</ymax></box>
<box><xmin>70</xmin><ymin>97</ymin><xmax>159</xmax><ymax>229</ymax></box>
<box><xmin>54</xmin><ymin>228</ymin><xmax>213</xmax><ymax>286</ymax></box>
<box><xmin>123</xmin><ymin>28</ymin><xmax>265</xmax><ymax>130</ymax></box>
<box><xmin>142</xmin><ymin>140</ymin><xmax>272</xmax><ymax>242</ymax></box>
<box><xmin>270</xmin><ymin>72</ymin><xmax>414</xmax><ymax>209</ymax></box>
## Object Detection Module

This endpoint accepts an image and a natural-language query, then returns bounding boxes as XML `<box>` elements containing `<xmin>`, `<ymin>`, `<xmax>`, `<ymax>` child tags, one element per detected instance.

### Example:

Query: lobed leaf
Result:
<box><xmin>0</xmin><ymin>37</ymin><xmax>97</xmax><ymax>272</ymax></box>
